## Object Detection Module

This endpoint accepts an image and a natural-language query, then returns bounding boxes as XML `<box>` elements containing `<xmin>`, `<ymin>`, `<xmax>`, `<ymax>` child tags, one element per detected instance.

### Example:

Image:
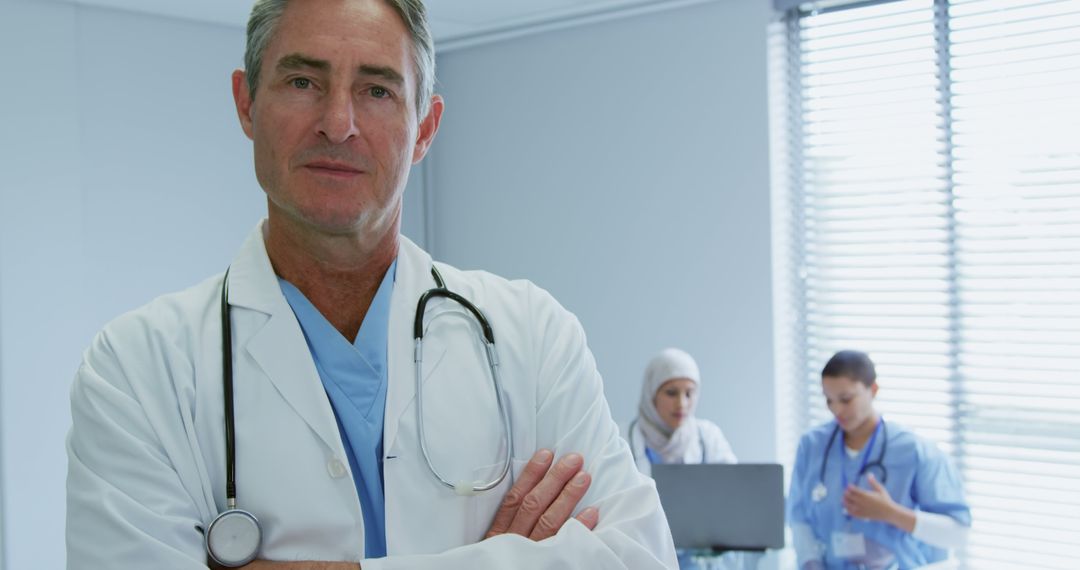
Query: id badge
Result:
<box><xmin>831</xmin><ymin>531</ymin><xmax>867</xmax><ymax>559</ymax></box>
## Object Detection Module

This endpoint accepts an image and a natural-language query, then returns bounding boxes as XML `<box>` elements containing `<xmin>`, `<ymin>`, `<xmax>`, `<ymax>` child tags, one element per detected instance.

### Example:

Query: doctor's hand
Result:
<box><xmin>843</xmin><ymin>473</ymin><xmax>916</xmax><ymax>533</ymax></box>
<box><xmin>483</xmin><ymin>449</ymin><xmax>599</xmax><ymax>541</ymax></box>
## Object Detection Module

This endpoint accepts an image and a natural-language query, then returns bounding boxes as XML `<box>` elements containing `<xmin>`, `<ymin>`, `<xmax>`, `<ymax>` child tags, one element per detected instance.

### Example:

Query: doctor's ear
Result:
<box><xmin>870</xmin><ymin>382</ymin><xmax>879</xmax><ymax>398</ymax></box>
<box><xmin>412</xmin><ymin>94</ymin><xmax>444</xmax><ymax>164</ymax></box>
<box><xmin>232</xmin><ymin>69</ymin><xmax>255</xmax><ymax>140</ymax></box>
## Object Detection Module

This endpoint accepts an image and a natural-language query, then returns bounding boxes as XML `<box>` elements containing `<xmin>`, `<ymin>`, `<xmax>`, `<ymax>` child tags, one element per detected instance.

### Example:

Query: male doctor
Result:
<box><xmin>65</xmin><ymin>0</ymin><xmax>677</xmax><ymax>568</ymax></box>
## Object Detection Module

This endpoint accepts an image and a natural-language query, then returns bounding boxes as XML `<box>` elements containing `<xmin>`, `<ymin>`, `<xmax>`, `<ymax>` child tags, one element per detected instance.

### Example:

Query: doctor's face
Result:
<box><xmin>822</xmin><ymin>375</ymin><xmax>877</xmax><ymax>435</ymax></box>
<box><xmin>654</xmin><ymin>378</ymin><xmax>697</xmax><ymax>431</ymax></box>
<box><xmin>232</xmin><ymin>0</ymin><xmax>442</xmax><ymax>238</ymax></box>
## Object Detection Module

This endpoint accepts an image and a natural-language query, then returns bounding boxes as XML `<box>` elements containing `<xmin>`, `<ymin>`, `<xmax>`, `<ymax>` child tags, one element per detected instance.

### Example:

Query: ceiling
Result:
<box><xmin>52</xmin><ymin>0</ymin><xmax>691</xmax><ymax>44</ymax></box>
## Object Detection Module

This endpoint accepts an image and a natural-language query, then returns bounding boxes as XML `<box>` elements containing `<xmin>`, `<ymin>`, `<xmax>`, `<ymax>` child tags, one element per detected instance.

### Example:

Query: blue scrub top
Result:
<box><xmin>279</xmin><ymin>260</ymin><xmax>396</xmax><ymax>559</ymax></box>
<box><xmin>787</xmin><ymin>420</ymin><xmax>971</xmax><ymax>569</ymax></box>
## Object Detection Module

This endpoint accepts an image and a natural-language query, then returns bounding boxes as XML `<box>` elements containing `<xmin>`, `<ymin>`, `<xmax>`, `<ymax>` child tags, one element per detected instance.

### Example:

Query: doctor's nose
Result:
<box><xmin>317</xmin><ymin>90</ymin><xmax>361</xmax><ymax>144</ymax></box>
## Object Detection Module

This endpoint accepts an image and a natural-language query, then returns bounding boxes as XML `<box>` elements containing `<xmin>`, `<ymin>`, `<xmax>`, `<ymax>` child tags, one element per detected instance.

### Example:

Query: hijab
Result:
<box><xmin>637</xmin><ymin>348</ymin><xmax>701</xmax><ymax>464</ymax></box>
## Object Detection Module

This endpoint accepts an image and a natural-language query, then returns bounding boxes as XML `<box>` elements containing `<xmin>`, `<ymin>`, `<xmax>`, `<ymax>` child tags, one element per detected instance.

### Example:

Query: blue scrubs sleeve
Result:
<box><xmin>787</xmin><ymin>434</ymin><xmax>813</xmax><ymax>525</ymax></box>
<box><xmin>913</xmin><ymin>443</ymin><xmax>972</xmax><ymax>526</ymax></box>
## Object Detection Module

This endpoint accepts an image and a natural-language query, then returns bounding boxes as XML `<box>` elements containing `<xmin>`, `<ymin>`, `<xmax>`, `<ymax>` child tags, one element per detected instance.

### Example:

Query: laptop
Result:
<box><xmin>651</xmin><ymin>463</ymin><xmax>785</xmax><ymax>551</ymax></box>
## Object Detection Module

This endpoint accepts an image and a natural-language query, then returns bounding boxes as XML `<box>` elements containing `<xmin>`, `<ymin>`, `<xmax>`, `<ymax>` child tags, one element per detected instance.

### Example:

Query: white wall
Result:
<box><xmin>428</xmin><ymin>0</ymin><xmax>777</xmax><ymax>462</ymax></box>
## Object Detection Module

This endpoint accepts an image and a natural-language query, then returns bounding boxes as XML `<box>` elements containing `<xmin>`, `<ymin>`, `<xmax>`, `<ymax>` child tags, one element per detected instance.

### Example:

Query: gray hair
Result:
<box><xmin>243</xmin><ymin>0</ymin><xmax>436</xmax><ymax>118</ymax></box>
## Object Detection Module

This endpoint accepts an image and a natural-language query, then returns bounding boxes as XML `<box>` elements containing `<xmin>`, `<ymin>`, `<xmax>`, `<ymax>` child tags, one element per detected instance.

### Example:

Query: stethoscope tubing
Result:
<box><xmin>820</xmin><ymin>418</ymin><xmax>888</xmax><ymax>487</ymax></box>
<box><xmin>413</xmin><ymin>266</ymin><xmax>514</xmax><ymax>496</ymax></box>
<box><xmin>213</xmin><ymin>269</ymin><xmax>262</xmax><ymax>568</ymax></box>
<box><xmin>211</xmin><ymin>263</ymin><xmax>515</xmax><ymax>566</ymax></box>
<box><xmin>221</xmin><ymin>268</ymin><xmax>238</xmax><ymax>507</ymax></box>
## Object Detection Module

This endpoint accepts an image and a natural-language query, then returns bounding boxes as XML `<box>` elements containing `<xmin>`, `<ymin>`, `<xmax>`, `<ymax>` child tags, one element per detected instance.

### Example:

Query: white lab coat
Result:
<box><xmin>66</xmin><ymin>222</ymin><xmax>678</xmax><ymax>569</ymax></box>
<box><xmin>625</xmin><ymin>419</ymin><xmax>738</xmax><ymax>476</ymax></box>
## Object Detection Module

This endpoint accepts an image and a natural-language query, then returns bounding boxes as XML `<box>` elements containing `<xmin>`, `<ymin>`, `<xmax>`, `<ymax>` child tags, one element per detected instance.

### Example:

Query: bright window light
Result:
<box><xmin>770</xmin><ymin>0</ymin><xmax>1080</xmax><ymax>568</ymax></box>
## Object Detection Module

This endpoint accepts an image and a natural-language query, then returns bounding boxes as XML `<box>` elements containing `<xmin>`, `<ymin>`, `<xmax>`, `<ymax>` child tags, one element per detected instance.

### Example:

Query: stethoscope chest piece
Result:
<box><xmin>811</xmin><ymin>482</ymin><xmax>828</xmax><ymax>502</ymax></box>
<box><xmin>206</xmin><ymin>508</ymin><xmax>262</xmax><ymax>567</ymax></box>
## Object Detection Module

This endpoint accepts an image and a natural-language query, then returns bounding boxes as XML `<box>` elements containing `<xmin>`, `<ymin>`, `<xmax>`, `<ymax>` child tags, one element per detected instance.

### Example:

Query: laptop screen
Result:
<box><xmin>651</xmin><ymin>463</ymin><xmax>785</xmax><ymax>551</ymax></box>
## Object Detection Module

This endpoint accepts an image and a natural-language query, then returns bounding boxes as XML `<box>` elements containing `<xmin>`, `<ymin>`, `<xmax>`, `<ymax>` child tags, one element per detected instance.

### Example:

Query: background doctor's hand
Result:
<box><xmin>843</xmin><ymin>473</ymin><xmax>916</xmax><ymax>533</ymax></box>
<box><xmin>484</xmin><ymin>449</ymin><xmax>600</xmax><ymax>541</ymax></box>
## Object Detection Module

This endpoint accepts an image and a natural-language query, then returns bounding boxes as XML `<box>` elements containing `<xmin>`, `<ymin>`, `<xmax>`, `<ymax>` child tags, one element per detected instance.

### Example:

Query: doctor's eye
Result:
<box><xmin>290</xmin><ymin>77</ymin><xmax>312</xmax><ymax>89</ymax></box>
<box><xmin>369</xmin><ymin>86</ymin><xmax>390</xmax><ymax>99</ymax></box>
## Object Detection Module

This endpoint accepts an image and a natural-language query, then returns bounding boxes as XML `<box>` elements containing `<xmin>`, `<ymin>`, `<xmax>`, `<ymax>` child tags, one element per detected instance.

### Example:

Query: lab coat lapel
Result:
<box><xmin>227</xmin><ymin>222</ymin><xmax>345</xmax><ymax>455</ymax></box>
<box><xmin>384</xmin><ymin>237</ymin><xmax>448</xmax><ymax>454</ymax></box>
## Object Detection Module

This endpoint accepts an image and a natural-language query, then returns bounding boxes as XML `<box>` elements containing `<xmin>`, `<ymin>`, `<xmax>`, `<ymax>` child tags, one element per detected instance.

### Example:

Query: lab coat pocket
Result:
<box><xmin>466</xmin><ymin>459</ymin><xmax>529</xmax><ymax>542</ymax></box>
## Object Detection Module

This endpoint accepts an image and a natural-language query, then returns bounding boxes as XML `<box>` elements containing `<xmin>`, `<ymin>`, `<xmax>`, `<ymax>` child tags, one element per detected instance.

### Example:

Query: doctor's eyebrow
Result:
<box><xmin>357</xmin><ymin>64</ymin><xmax>404</xmax><ymax>87</ymax></box>
<box><xmin>276</xmin><ymin>53</ymin><xmax>329</xmax><ymax>73</ymax></box>
<box><xmin>275</xmin><ymin>53</ymin><xmax>404</xmax><ymax>87</ymax></box>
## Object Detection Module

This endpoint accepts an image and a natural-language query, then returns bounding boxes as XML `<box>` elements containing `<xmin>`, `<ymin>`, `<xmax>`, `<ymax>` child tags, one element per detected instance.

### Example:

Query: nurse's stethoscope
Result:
<box><xmin>205</xmin><ymin>265</ymin><xmax>513</xmax><ymax>567</ymax></box>
<box><xmin>627</xmin><ymin>418</ymin><xmax>707</xmax><ymax>465</ymax></box>
<box><xmin>811</xmin><ymin>418</ymin><xmax>888</xmax><ymax>503</ymax></box>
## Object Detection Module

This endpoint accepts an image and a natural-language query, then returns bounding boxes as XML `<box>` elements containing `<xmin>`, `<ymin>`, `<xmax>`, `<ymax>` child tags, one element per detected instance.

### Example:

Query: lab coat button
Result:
<box><xmin>327</xmin><ymin>459</ymin><xmax>348</xmax><ymax>479</ymax></box>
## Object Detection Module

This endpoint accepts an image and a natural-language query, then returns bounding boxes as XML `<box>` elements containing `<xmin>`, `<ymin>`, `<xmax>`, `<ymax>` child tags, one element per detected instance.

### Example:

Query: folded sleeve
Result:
<box><xmin>67</xmin><ymin>325</ymin><xmax>209</xmax><ymax>570</ymax></box>
<box><xmin>913</xmin><ymin>510</ymin><xmax>970</xmax><ymax>550</ymax></box>
<box><xmin>366</xmin><ymin>284</ymin><xmax>678</xmax><ymax>569</ymax></box>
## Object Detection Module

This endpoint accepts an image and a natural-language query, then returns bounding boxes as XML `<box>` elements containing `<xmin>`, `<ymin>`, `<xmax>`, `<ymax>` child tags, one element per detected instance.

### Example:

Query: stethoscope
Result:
<box><xmin>811</xmin><ymin>418</ymin><xmax>888</xmax><ymax>503</ymax></box>
<box><xmin>414</xmin><ymin>265</ymin><xmax>513</xmax><ymax>496</ymax></box>
<box><xmin>205</xmin><ymin>265</ymin><xmax>513</xmax><ymax>567</ymax></box>
<box><xmin>627</xmin><ymin>418</ymin><xmax>707</xmax><ymax>465</ymax></box>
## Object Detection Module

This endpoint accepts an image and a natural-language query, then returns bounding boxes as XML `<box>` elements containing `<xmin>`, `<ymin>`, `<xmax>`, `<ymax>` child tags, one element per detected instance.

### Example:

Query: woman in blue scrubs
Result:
<box><xmin>787</xmin><ymin>351</ymin><xmax>971</xmax><ymax>570</ymax></box>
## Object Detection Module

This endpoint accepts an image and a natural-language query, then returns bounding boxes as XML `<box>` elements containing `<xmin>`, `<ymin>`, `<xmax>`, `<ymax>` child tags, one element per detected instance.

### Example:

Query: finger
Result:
<box><xmin>843</xmin><ymin>491</ymin><xmax>864</xmax><ymax>510</ymax></box>
<box><xmin>574</xmin><ymin>506</ymin><xmax>599</xmax><ymax>531</ymax></box>
<box><xmin>842</xmin><ymin>496</ymin><xmax>862</xmax><ymax>516</ymax></box>
<box><xmin>867</xmin><ymin>473</ymin><xmax>886</xmax><ymax>493</ymax></box>
<box><xmin>846</xmin><ymin>485</ymin><xmax>870</xmax><ymax>498</ymax></box>
<box><xmin>507</xmin><ymin>453</ymin><xmax>583</xmax><ymax>536</ymax></box>
<box><xmin>485</xmin><ymin>450</ymin><xmax>553</xmax><ymax>539</ymax></box>
<box><xmin>528</xmin><ymin>470</ymin><xmax>592</xmax><ymax>540</ymax></box>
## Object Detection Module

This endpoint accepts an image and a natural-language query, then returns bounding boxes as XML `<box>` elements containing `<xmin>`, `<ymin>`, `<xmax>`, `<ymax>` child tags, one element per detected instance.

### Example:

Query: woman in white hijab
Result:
<box><xmin>627</xmin><ymin>348</ymin><xmax>737</xmax><ymax>476</ymax></box>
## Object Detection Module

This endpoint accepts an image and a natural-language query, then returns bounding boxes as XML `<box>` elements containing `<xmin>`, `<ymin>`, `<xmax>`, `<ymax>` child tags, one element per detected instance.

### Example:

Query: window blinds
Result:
<box><xmin>772</xmin><ymin>0</ymin><xmax>1080</xmax><ymax>567</ymax></box>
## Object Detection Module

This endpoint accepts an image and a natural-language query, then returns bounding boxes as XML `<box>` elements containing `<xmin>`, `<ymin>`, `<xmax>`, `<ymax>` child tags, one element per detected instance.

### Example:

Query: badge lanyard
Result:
<box><xmin>829</xmin><ymin>420</ymin><xmax>883</xmax><ymax>560</ymax></box>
